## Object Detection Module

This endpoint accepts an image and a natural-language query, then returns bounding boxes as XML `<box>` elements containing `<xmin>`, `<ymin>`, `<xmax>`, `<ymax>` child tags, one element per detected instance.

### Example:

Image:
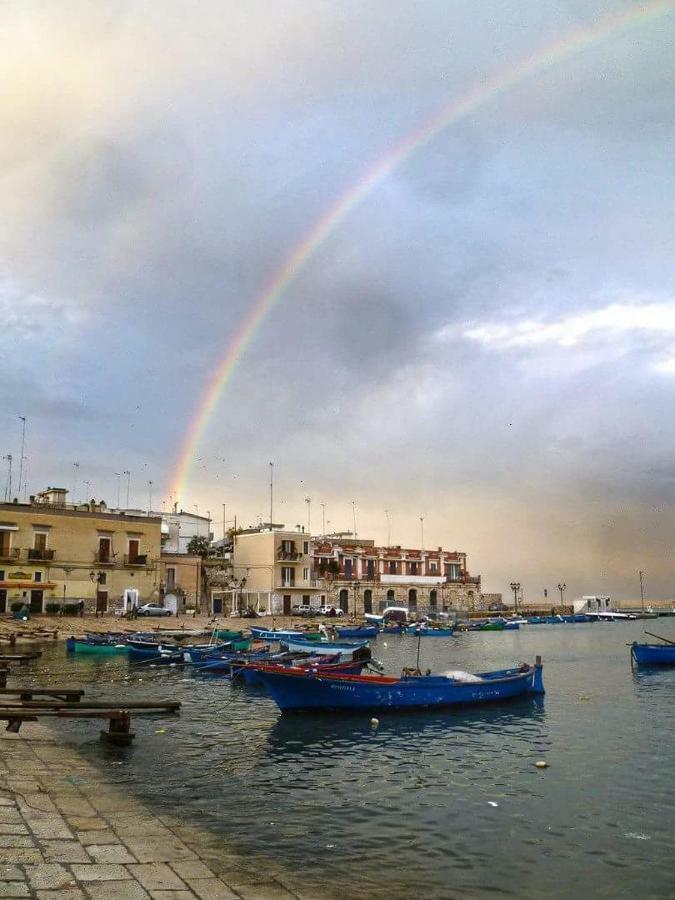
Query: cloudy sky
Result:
<box><xmin>1</xmin><ymin>1</ymin><xmax>674</xmax><ymax>601</ymax></box>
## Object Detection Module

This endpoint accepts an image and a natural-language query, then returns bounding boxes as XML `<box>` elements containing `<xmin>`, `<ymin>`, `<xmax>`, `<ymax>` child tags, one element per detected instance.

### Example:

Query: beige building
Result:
<box><xmin>0</xmin><ymin>488</ymin><xmax>161</xmax><ymax>614</ymax></box>
<box><xmin>223</xmin><ymin>527</ymin><xmax>318</xmax><ymax>615</ymax></box>
<box><xmin>159</xmin><ymin>553</ymin><xmax>204</xmax><ymax>613</ymax></box>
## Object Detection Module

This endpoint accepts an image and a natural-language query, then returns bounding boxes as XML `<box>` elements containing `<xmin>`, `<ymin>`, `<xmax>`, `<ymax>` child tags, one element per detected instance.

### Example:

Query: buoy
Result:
<box><xmin>382</xmin><ymin>642</ymin><xmax>387</xmax><ymax>648</ymax></box>
<box><xmin>370</xmin><ymin>717</ymin><xmax>379</xmax><ymax>727</ymax></box>
<box><xmin>535</xmin><ymin>760</ymin><xmax>549</xmax><ymax>769</ymax></box>
<box><xmin>488</xmin><ymin>801</ymin><xmax>499</xmax><ymax>807</ymax></box>
<box><xmin>155</xmin><ymin>728</ymin><xmax>166</xmax><ymax>734</ymax></box>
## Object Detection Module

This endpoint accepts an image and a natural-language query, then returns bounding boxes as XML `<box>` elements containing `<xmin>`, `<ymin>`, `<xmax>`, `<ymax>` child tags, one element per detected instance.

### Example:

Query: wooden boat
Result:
<box><xmin>237</xmin><ymin>653</ymin><xmax>368</xmax><ymax>686</ymax></box>
<box><xmin>480</xmin><ymin>622</ymin><xmax>504</xmax><ymax>631</ymax></box>
<box><xmin>281</xmin><ymin>637</ymin><xmax>370</xmax><ymax>657</ymax></box>
<box><xmin>255</xmin><ymin>657</ymin><xmax>545</xmax><ymax>712</ymax></box>
<box><xmin>336</xmin><ymin>626</ymin><xmax>379</xmax><ymax>638</ymax></box>
<box><xmin>66</xmin><ymin>638</ymin><xmax>130</xmax><ymax>655</ymax></box>
<box><xmin>406</xmin><ymin>625</ymin><xmax>455</xmax><ymax>637</ymax></box>
<box><xmin>213</xmin><ymin>629</ymin><xmax>244</xmax><ymax>641</ymax></box>
<box><xmin>249</xmin><ymin>627</ymin><xmax>320</xmax><ymax>642</ymax></box>
<box><xmin>631</xmin><ymin>642</ymin><xmax>675</xmax><ymax>665</ymax></box>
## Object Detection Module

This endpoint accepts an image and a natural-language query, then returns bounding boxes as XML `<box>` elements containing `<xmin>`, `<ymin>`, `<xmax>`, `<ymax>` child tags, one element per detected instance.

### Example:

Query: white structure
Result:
<box><xmin>114</xmin><ymin>508</ymin><xmax>212</xmax><ymax>554</ymax></box>
<box><xmin>574</xmin><ymin>595</ymin><xmax>611</xmax><ymax>613</ymax></box>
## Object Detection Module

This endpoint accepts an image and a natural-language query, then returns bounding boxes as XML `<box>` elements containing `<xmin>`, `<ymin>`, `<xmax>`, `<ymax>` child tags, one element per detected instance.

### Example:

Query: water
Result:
<box><xmin>27</xmin><ymin>622</ymin><xmax>675</xmax><ymax>899</ymax></box>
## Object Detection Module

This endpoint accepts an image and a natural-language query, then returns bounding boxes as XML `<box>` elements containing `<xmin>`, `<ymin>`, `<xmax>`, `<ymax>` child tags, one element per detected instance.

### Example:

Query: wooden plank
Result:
<box><xmin>0</xmin><ymin>687</ymin><xmax>85</xmax><ymax>698</ymax></box>
<box><xmin>13</xmin><ymin>700</ymin><xmax>181</xmax><ymax>711</ymax></box>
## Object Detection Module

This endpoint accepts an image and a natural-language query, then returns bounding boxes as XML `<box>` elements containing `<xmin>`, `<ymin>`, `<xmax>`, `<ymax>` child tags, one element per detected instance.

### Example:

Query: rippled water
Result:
<box><xmin>28</xmin><ymin>621</ymin><xmax>675</xmax><ymax>899</ymax></box>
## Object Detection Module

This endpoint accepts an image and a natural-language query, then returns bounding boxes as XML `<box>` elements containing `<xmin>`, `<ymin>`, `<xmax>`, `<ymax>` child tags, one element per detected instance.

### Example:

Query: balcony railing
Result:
<box><xmin>94</xmin><ymin>551</ymin><xmax>115</xmax><ymax>564</ymax></box>
<box><xmin>277</xmin><ymin>549</ymin><xmax>302</xmax><ymax>561</ymax></box>
<box><xmin>0</xmin><ymin>547</ymin><xmax>20</xmax><ymax>560</ymax></box>
<box><xmin>27</xmin><ymin>548</ymin><xmax>55</xmax><ymax>561</ymax></box>
<box><xmin>124</xmin><ymin>554</ymin><xmax>148</xmax><ymax>566</ymax></box>
<box><xmin>280</xmin><ymin>579</ymin><xmax>295</xmax><ymax>588</ymax></box>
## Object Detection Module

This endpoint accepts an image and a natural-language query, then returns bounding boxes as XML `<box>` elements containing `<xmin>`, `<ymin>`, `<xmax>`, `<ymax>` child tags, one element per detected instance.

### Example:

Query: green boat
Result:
<box><xmin>66</xmin><ymin>638</ymin><xmax>130</xmax><ymax>655</ymax></box>
<box><xmin>213</xmin><ymin>629</ymin><xmax>244</xmax><ymax>641</ymax></box>
<box><xmin>480</xmin><ymin>622</ymin><xmax>504</xmax><ymax>631</ymax></box>
<box><xmin>230</xmin><ymin>638</ymin><xmax>252</xmax><ymax>652</ymax></box>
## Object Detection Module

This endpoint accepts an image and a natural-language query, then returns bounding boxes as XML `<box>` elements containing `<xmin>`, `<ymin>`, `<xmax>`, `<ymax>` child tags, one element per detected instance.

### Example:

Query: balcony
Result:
<box><xmin>27</xmin><ymin>548</ymin><xmax>55</xmax><ymax>561</ymax></box>
<box><xmin>124</xmin><ymin>554</ymin><xmax>148</xmax><ymax>567</ymax></box>
<box><xmin>94</xmin><ymin>551</ymin><xmax>115</xmax><ymax>565</ymax></box>
<box><xmin>0</xmin><ymin>547</ymin><xmax>20</xmax><ymax>561</ymax></box>
<box><xmin>277</xmin><ymin>549</ymin><xmax>302</xmax><ymax>561</ymax></box>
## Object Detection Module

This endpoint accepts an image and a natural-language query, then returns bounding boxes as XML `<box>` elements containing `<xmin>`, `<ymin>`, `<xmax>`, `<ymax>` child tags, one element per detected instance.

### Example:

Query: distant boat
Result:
<box><xmin>255</xmin><ymin>658</ymin><xmax>545</xmax><ymax>712</ymax></box>
<box><xmin>336</xmin><ymin>626</ymin><xmax>379</xmax><ymax>638</ymax></box>
<box><xmin>66</xmin><ymin>637</ymin><xmax>129</xmax><ymax>655</ymax></box>
<box><xmin>249</xmin><ymin>627</ymin><xmax>320</xmax><ymax>642</ymax></box>
<box><xmin>406</xmin><ymin>625</ymin><xmax>455</xmax><ymax>637</ymax></box>
<box><xmin>281</xmin><ymin>637</ymin><xmax>370</xmax><ymax>658</ymax></box>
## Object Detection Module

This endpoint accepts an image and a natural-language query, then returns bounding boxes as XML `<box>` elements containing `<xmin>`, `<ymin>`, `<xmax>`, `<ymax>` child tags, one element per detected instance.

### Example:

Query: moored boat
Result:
<box><xmin>281</xmin><ymin>637</ymin><xmax>370</xmax><ymax>658</ymax></box>
<box><xmin>631</xmin><ymin>642</ymin><xmax>675</xmax><ymax>665</ymax></box>
<box><xmin>255</xmin><ymin>657</ymin><xmax>545</xmax><ymax>712</ymax></box>
<box><xmin>249</xmin><ymin>627</ymin><xmax>320</xmax><ymax>642</ymax></box>
<box><xmin>66</xmin><ymin>637</ymin><xmax>130</xmax><ymax>655</ymax></box>
<box><xmin>336</xmin><ymin>626</ymin><xmax>379</xmax><ymax>638</ymax></box>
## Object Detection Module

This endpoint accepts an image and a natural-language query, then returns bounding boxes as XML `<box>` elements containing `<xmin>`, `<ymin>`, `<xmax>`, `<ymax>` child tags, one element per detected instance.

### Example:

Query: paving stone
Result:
<box><xmin>67</xmin><ymin>816</ymin><xmax>109</xmax><ymax>831</ymax></box>
<box><xmin>186</xmin><ymin>879</ymin><xmax>239</xmax><ymax>900</ymax></box>
<box><xmin>0</xmin><ymin>810</ymin><xmax>23</xmax><ymax>824</ymax></box>
<box><xmin>0</xmin><ymin>823</ymin><xmax>28</xmax><ymax>835</ymax></box>
<box><xmin>0</xmin><ymin>847</ymin><xmax>44</xmax><ymax>864</ymax></box>
<box><xmin>76</xmin><ymin>829</ymin><xmax>120</xmax><ymax>846</ymax></box>
<box><xmin>127</xmin><ymin>863</ymin><xmax>187</xmax><ymax>891</ymax></box>
<box><xmin>41</xmin><ymin>839</ymin><xmax>91</xmax><ymax>863</ymax></box>
<box><xmin>86</xmin><ymin>843</ymin><xmax>137</xmax><ymax>864</ymax></box>
<box><xmin>0</xmin><ymin>865</ymin><xmax>23</xmax><ymax>880</ymax></box>
<box><xmin>70</xmin><ymin>863</ymin><xmax>133</xmax><ymax>882</ymax></box>
<box><xmin>17</xmin><ymin>792</ymin><xmax>58</xmax><ymax>813</ymax></box>
<box><xmin>21</xmin><ymin>813</ymin><xmax>73</xmax><ymax>840</ymax></box>
<box><xmin>0</xmin><ymin>882</ymin><xmax>30</xmax><ymax>897</ymax></box>
<box><xmin>83</xmin><ymin>883</ymin><xmax>150</xmax><ymax>900</ymax></box>
<box><xmin>149</xmin><ymin>893</ymin><xmax>198</xmax><ymax>900</ymax></box>
<box><xmin>24</xmin><ymin>863</ymin><xmax>73</xmax><ymax>890</ymax></box>
<box><xmin>123</xmin><ymin>836</ymin><xmax>196</xmax><ymax>864</ymax></box>
<box><xmin>36</xmin><ymin>892</ymin><xmax>86</xmax><ymax>900</ymax></box>
<box><xmin>230</xmin><ymin>884</ymin><xmax>300</xmax><ymax>900</ymax></box>
<box><xmin>0</xmin><ymin>835</ymin><xmax>34</xmax><ymax>848</ymax></box>
<box><xmin>169</xmin><ymin>861</ymin><xmax>214</xmax><ymax>881</ymax></box>
<box><xmin>52</xmin><ymin>797</ymin><xmax>97</xmax><ymax>816</ymax></box>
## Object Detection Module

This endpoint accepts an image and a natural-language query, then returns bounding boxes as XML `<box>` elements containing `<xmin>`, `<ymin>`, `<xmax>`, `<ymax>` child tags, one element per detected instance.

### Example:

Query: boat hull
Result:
<box><xmin>256</xmin><ymin>662</ymin><xmax>544</xmax><ymax>712</ymax></box>
<box><xmin>66</xmin><ymin>639</ymin><xmax>129</xmax><ymax>655</ymax></box>
<box><xmin>336</xmin><ymin>626</ymin><xmax>379</xmax><ymax>638</ymax></box>
<box><xmin>631</xmin><ymin>642</ymin><xmax>675</xmax><ymax>665</ymax></box>
<box><xmin>249</xmin><ymin>627</ymin><xmax>320</xmax><ymax>642</ymax></box>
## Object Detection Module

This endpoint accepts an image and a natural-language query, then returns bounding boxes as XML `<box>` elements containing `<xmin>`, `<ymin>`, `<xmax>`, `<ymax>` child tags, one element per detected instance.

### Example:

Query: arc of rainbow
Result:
<box><xmin>171</xmin><ymin>0</ymin><xmax>674</xmax><ymax>501</ymax></box>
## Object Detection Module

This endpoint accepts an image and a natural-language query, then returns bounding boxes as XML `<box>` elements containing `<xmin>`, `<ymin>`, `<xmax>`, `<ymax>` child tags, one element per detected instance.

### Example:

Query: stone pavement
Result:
<box><xmin>0</xmin><ymin>726</ymin><xmax>321</xmax><ymax>899</ymax></box>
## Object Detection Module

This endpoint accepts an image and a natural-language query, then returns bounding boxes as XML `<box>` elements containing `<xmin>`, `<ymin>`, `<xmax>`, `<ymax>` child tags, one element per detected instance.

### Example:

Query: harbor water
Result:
<box><xmin>30</xmin><ymin>621</ymin><xmax>675</xmax><ymax>899</ymax></box>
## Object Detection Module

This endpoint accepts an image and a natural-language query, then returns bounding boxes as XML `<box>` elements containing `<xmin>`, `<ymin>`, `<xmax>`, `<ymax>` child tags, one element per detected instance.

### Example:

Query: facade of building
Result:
<box><xmin>0</xmin><ymin>488</ymin><xmax>161</xmax><ymax>614</ymax></box>
<box><xmin>311</xmin><ymin>537</ymin><xmax>481</xmax><ymax>616</ymax></box>
<box><xmin>159</xmin><ymin>552</ymin><xmax>204</xmax><ymax>613</ymax></box>
<box><xmin>222</xmin><ymin>527</ymin><xmax>318</xmax><ymax>615</ymax></box>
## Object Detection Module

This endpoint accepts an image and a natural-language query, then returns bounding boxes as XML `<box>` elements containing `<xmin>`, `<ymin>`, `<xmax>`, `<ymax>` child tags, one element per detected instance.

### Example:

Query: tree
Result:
<box><xmin>187</xmin><ymin>536</ymin><xmax>210</xmax><ymax>558</ymax></box>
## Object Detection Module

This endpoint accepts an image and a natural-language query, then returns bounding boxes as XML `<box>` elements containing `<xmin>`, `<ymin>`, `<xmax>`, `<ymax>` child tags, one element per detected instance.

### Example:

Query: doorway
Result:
<box><xmin>212</xmin><ymin>596</ymin><xmax>223</xmax><ymax>615</ymax></box>
<box><xmin>339</xmin><ymin>588</ymin><xmax>349</xmax><ymax>613</ymax></box>
<box><xmin>0</xmin><ymin>590</ymin><xmax>6</xmax><ymax>614</ymax></box>
<box><xmin>363</xmin><ymin>589</ymin><xmax>373</xmax><ymax>614</ymax></box>
<box><xmin>283</xmin><ymin>595</ymin><xmax>292</xmax><ymax>615</ymax></box>
<box><xmin>96</xmin><ymin>591</ymin><xmax>108</xmax><ymax>614</ymax></box>
<box><xmin>29</xmin><ymin>590</ymin><xmax>43</xmax><ymax>613</ymax></box>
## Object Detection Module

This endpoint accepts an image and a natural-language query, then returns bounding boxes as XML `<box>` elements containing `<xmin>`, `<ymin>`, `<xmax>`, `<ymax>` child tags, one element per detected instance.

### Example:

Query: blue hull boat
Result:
<box><xmin>249</xmin><ymin>627</ymin><xmax>320</xmax><ymax>642</ymax></box>
<box><xmin>256</xmin><ymin>658</ymin><xmax>545</xmax><ymax>712</ymax></box>
<box><xmin>281</xmin><ymin>637</ymin><xmax>369</xmax><ymax>656</ymax></box>
<box><xmin>406</xmin><ymin>627</ymin><xmax>455</xmax><ymax>637</ymax></box>
<box><xmin>631</xmin><ymin>642</ymin><xmax>675</xmax><ymax>665</ymax></box>
<box><xmin>336</xmin><ymin>626</ymin><xmax>379</xmax><ymax>638</ymax></box>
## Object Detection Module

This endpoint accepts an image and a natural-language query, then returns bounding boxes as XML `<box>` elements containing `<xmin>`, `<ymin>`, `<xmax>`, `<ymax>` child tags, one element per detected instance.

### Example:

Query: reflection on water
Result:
<box><xmin>27</xmin><ymin>621</ymin><xmax>675</xmax><ymax>900</ymax></box>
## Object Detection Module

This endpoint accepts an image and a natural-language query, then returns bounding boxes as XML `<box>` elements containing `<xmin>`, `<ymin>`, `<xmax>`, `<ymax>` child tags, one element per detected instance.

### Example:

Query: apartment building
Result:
<box><xmin>312</xmin><ymin>536</ymin><xmax>481</xmax><ymax>615</ymax></box>
<box><xmin>0</xmin><ymin>488</ymin><xmax>161</xmax><ymax>614</ymax></box>
<box><xmin>224</xmin><ymin>526</ymin><xmax>319</xmax><ymax>615</ymax></box>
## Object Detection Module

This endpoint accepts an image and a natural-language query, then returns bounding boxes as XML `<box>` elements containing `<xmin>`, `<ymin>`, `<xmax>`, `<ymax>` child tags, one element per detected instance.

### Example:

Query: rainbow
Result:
<box><xmin>170</xmin><ymin>0</ymin><xmax>674</xmax><ymax>501</ymax></box>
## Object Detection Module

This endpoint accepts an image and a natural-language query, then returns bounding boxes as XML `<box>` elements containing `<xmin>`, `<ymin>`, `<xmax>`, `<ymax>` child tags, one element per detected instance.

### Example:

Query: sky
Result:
<box><xmin>1</xmin><ymin>0</ymin><xmax>674</xmax><ymax>602</ymax></box>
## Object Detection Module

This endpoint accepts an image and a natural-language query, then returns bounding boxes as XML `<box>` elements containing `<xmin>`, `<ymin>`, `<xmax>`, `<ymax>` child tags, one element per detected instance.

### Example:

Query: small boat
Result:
<box><xmin>406</xmin><ymin>625</ymin><xmax>455</xmax><ymax>637</ymax></box>
<box><xmin>66</xmin><ymin>637</ymin><xmax>130</xmax><ymax>655</ymax></box>
<box><xmin>249</xmin><ymin>627</ymin><xmax>320</xmax><ymax>642</ymax></box>
<box><xmin>281</xmin><ymin>637</ymin><xmax>369</xmax><ymax>657</ymax></box>
<box><xmin>631</xmin><ymin>640</ymin><xmax>675</xmax><ymax>665</ymax></box>
<box><xmin>480</xmin><ymin>622</ymin><xmax>504</xmax><ymax>631</ymax></box>
<box><xmin>382</xmin><ymin>624</ymin><xmax>406</xmax><ymax>634</ymax></box>
<box><xmin>527</xmin><ymin>616</ymin><xmax>545</xmax><ymax>625</ymax></box>
<box><xmin>255</xmin><ymin>657</ymin><xmax>545</xmax><ymax>712</ymax></box>
<box><xmin>336</xmin><ymin>626</ymin><xmax>379</xmax><ymax>638</ymax></box>
<box><xmin>213</xmin><ymin>629</ymin><xmax>244</xmax><ymax>641</ymax></box>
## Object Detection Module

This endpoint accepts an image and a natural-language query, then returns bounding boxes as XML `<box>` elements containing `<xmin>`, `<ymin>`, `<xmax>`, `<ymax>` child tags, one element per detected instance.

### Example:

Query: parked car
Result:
<box><xmin>291</xmin><ymin>605</ymin><xmax>316</xmax><ymax>617</ymax></box>
<box><xmin>317</xmin><ymin>605</ymin><xmax>345</xmax><ymax>617</ymax></box>
<box><xmin>136</xmin><ymin>604</ymin><xmax>172</xmax><ymax>617</ymax></box>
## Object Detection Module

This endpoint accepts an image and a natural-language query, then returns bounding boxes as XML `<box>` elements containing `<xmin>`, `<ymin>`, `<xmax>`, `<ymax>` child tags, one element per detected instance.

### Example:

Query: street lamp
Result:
<box><xmin>353</xmin><ymin>580</ymin><xmax>361</xmax><ymax>618</ymax></box>
<box><xmin>557</xmin><ymin>582</ymin><xmax>566</xmax><ymax>608</ymax></box>
<box><xmin>509</xmin><ymin>581</ymin><xmax>521</xmax><ymax>615</ymax></box>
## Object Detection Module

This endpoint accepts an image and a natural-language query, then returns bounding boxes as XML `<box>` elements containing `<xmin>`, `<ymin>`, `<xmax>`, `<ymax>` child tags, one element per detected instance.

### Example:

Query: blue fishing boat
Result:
<box><xmin>527</xmin><ymin>616</ymin><xmax>545</xmax><ymax>625</ymax></box>
<box><xmin>255</xmin><ymin>657</ymin><xmax>545</xmax><ymax>712</ymax></box>
<box><xmin>631</xmin><ymin>642</ymin><xmax>675</xmax><ymax>665</ymax></box>
<box><xmin>249</xmin><ymin>627</ymin><xmax>320</xmax><ymax>642</ymax></box>
<box><xmin>406</xmin><ymin>625</ymin><xmax>455</xmax><ymax>637</ymax></box>
<box><xmin>281</xmin><ymin>637</ymin><xmax>369</xmax><ymax>656</ymax></box>
<box><xmin>499</xmin><ymin>621</ymin><xmax>520</xmax><ymax>630</ymax></box>
<box><xmin>336</xmin><ymin>626</ymin><xmax>379</xmax><ymax>638</ymax></box>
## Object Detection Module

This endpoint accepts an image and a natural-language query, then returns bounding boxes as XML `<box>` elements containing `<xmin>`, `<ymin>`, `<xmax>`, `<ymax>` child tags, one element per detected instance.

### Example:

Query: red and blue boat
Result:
<box><xmin>255</xmin><ymin>657</ymin><xmax>544</xmax><ymax>712</ymax></box>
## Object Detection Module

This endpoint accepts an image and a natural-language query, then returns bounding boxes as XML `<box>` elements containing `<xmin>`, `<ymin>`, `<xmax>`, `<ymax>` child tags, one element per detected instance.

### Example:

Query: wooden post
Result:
<box><xmin>0</xmin><ymin>668</ymin><xmax>7</xmax><ymax>689</ymax></box>
<box><xmin>101</xmin><ymin>711</ymin><xmax>135</xmax><ymax>746</ymax></box>
<box><xmin>9</xmin><ymin>634</ymin><xmax>15</xmax><ymax>647</ymax></box>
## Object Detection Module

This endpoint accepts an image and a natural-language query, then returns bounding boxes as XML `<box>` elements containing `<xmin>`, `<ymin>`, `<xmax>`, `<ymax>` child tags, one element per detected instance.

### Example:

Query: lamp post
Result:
<box><xmin>353</xmin><ymin>580</ymin><xmax>361</xmax><ymax>618</ymax></box>
<box><xmin>638</xmin><ymin>571</ymin><xmax>645</xmax><ymax>613</ymax></box>
<box><xmin>558</xmin><ymin>582</ymin><xmax>566</xmax><ymax>609</ymax></box>
<box><xmin>509</xmin><ymin>581</ymin><xmax>521</xmax><ymax>615</ymax></box>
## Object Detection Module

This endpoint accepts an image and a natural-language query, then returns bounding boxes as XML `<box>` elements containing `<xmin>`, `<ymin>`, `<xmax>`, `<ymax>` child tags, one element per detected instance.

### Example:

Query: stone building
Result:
<box><xmin>0</xmin><ymin>488</ymin><xmax>161</xmax><ymax>614</ymax></box>
<box><xmin>311</xmin><ymin>536</ymin><xmax>481</xmax><ymax>616</ymax></box>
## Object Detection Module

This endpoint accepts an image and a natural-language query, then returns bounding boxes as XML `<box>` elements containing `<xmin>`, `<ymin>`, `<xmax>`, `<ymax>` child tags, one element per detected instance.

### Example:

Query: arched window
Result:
<box><xmin>386</xmin><ymin>589</ymin><xmax>395</xmax><ymax>604</ymax></box>
<box><xmin>408</xmin><ymin>588</ymin><xmax>417</xmax><ymax>610</ymax></box>
<box><xmin>429</xmin><ymin>589</ymin><xmax>437</xmax><ymax>609</ymax></box>
<box><xmin>363</xmin><ymin>589</ymin><xmax>373</xmax><ymax>614</ymax></box>
<box><xmin>339</xmin><ymin>588</ymin><xmax>349</xmax><ymax>612</ymax></box>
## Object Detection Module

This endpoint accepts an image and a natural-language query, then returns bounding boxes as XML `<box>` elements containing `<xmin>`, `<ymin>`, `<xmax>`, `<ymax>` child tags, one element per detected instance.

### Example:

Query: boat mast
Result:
<box><xmin>639</xmin><ymin>570</ymin><xmax>645</xmax><ymax>613</ymax></box>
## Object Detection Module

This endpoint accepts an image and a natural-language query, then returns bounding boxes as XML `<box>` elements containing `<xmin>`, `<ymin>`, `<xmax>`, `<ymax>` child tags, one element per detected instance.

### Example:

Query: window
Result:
<box><xmin>282</xmin><ymin>540</ymin><xmax>295</xmax><ymax>554</ymax></box>
<box><xmin>281</xmin><ymin>566</ymin><xmax>295</xmax><ymax>587</ymax></box>
<box><xmin>344</xmin><ymin>559</ymin><xmax>353</xmax><ymax>577</ymax></box>
<box><xmin>128</xmin><ymin>539</ymin><xmax>140</xmax><ymax>562</ymax></box>
<box><xmin>408</xmin><ymin>588</ymin><xmax>417</xmax><ymax>609</ymax></box>
<box><xmin>34</xmin><ymin>571</ymin><xmax>42</xmax><ymax>583</ymax></box>
<box><xmin>98</xmin><ymin>537</ymin><xmax>111</xmax><ymax>562</ymax></box>
<box><xmin>388</xmin><ymin>561</ymin><xmax>396</xmax><ymax>574</ymax></box>
<box><xmin>429</xmin><ymin>561</ymin><xmax>437</xmax><ymax>573</ymax></box>
<box><xmin>303</xmin><ymin>541</ymin><xmax>309</xmax><ymax>555</ymax></box>
<box><xmin>366</xmin><ymin>560</ymin><xmax>375</xmax><ymax>578</ymax></box>
<box><xmin>410</xmin><ymin>561</ymin><xmax>418</xmax><ymax>575</ymax></box>
<box><xmin>0</xmin><ymin>532</ymin><xmax>11</xmax><ymax>556</ymax></box>
<box><xmin>386</xmin><ymin>588</ymin><xmax>395</xmax><ymax>603</ymax></box>
<box><xmin>0</xmin><ymin>570</ymin><xmax>4</xmax><ymax>580</ymax></box>
<box><xmin>98</xmin><ymin>572</ymin><xmax>107</xmax><ymax>586</ymax></box>
<box><xmin>33</xmin><ymin>532</ymin><xmax>48</xmax><ymax>551</ymax></box>
<box><xmin>302</xmin><ymin>595</ymin><xmax>310</xmax><ymax>606</ymax></box>
<box><xmin>166</xmin><ymin>567</ymin><xmax>176</xmax><ymax>588</ymax></box>
<box><xmin>303</xmin><ymin>567</ymin><xmax>309</xmax><ymax>580</ymax></box>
